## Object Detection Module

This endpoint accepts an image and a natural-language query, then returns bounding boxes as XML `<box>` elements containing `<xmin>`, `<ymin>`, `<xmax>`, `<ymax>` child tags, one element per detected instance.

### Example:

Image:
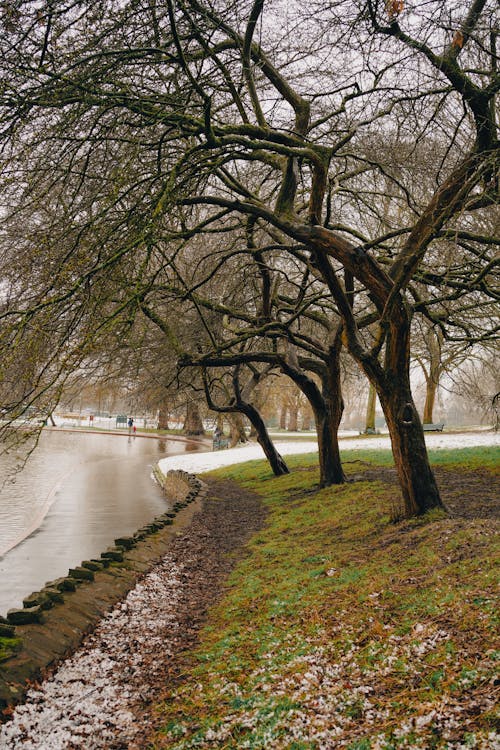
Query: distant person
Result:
<box><xmin>127</xmin><ymin>417</ymin><xmax>134</xmax><ymax>435</ymax></box>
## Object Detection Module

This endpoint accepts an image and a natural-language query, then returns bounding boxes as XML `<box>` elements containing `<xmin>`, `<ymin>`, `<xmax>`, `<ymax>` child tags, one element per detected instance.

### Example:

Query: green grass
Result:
<box><xmin>151</xmin><ymin>447</ymin><xmax>499</xmax><ymax>749</ymax></box>
<box><xmin>0</xmin><ymin>636</ymin><xmax>22</xmax><ymax>663</ymax></box>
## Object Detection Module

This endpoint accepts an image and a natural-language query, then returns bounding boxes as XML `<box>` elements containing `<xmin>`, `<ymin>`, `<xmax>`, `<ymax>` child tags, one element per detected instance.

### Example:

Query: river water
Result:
<box><xmin>0</xmin><ymin>429</ymin><xmax>205</xmax><ymax>614</ymax></box>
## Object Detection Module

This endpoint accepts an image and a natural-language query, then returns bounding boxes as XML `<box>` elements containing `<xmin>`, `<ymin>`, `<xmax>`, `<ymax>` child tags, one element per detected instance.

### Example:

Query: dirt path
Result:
<box><xmin>0</xmin><ymin>478</ymin><xmax>266</xmax><ymax>749</ymax></box>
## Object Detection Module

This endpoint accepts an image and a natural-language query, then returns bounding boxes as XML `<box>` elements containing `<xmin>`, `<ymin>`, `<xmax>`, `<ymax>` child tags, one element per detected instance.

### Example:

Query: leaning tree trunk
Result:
<box><xmin>280</xmin><ymin>354</ymin><xmax>345</xmax><ymax>487</ymax></box>
<box><xmin>242</xmin><ymin>403</ymin><xmax>289</xmax><ymax>476</ymax></box>
<box><xmin>183</xmin><ymin>400</ymin><xmax>205</xmax><ymax>436</ymax></box>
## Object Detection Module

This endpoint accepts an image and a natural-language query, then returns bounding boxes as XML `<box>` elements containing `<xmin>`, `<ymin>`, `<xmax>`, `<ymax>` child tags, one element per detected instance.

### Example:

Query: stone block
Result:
<box><xmin>42</xmin><ymin>587</ymin><xmax>65</xmax><ymax>604</ymax></box>
<box><xmin>101</xmin><ymin>548</ymin><xmax>124</xmax><ymax>562</ymax></box>
<box><xmin>49</xmin><ymin>577</ymin><xmax>77</xmax><ymax>592</ymax></box>
<box><xmin>68</xmin><ymin>567</ymin><xmax>95</xmax><ymax>581</ymax></box>
<box><xmin>0</xmin><ymin>623</ymin><xmax>16</xmax><ymax>637</ymax></box>
<box><xmin>114</xmin><ymin>536</ymin><xmax>136</xmax><ymax>550</ymax></box>
<box><xmin>81</xmin><ymin>560</ymin><xmax>104</xmax><ymax>571</ymax></box>
<box><xmin>7</xmin><ymin>606</ymin><xmax>44</xmax><ymax>625</ymax></box>
<box><xmin>22</xmin><ymin>593</ymin><xmax>53</xmax><ymax>611</ymax></box>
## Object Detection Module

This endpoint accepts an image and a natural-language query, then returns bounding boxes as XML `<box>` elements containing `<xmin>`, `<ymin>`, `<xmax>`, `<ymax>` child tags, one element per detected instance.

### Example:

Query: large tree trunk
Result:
<box><xmin>373</xmin><ymin>312</ymin><xmax>444</xmax><ymax>517</ymax></box>
<box><xmin>319</xmin><ymin>346</ymin><xmax>346</xmax><ymax>485</ymax></box>
<box><xmin>287</xmin><ymin>405</ymin><xmax>298</xmax><ymax>431</ymax></box>
<box><xmin>422</xmin><ymin>377</ymin><xmax>438</xmax><ymax>424</ymax></box>
<box><xmin>228</xmin><ymin>412</ymin><xmax>248</xmax><ymax>446</ymax></box>
<box><xmin>301</xmin><ymin>408</ymin><xmax>312</xmax><ymax>430</ymax></box>
<box><xmin>365</xmin><ymin>383</ymin><xmax>377</xmax><ymax>432</ymax></box>
<box><xmin>379</xmin><ymin>386</ymin><xmax>443</xmax><ymax>517</ymax></box>
<box><xmin>281</xmin><ymin>353</ymin><xmax>345</xmax><ymax>487</ymax></box>
<box><xmin>157</xmin><ymin>406</ymin><xmax>169</xmax><ymax>430</ymax></box>
<box><xmin>314</xmin><ymin>402</ymin><xmax>345</xmax><ymax>486</ymax></box>
<box><xmin>182</xmin><ymin>401</ymin><xmax>205</xmax><ymax>435</ymax></box>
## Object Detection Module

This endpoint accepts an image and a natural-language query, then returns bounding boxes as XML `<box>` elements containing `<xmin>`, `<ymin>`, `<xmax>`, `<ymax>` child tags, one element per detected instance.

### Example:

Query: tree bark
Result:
<box><xmin>280</xmin><ymin>355</ymin><xmax>345</xmax><ymax>487</ymax></box>
<box><xmin>371</xmin><ymin>311</ymin><xmax>444</xmax><ymax>517</ymax></box>
<box><xmin>279</xmin><ymin>404</ymin><xmax>287</xmax><ymax>429</ymax></box>
<box><xmin>157</xmin><ymin>406</ymin><xmax>169</xmax><ymax>430</ymax></box>
<box><xmin>319</xmin><ymin>347</ymin><xmax>346</xmax><ymax>485</ymax></box>
<box><xmin>379</xmin><ymin>386</ymin><xmax>443</xmax><ymax>517</ymax></box>
<box><xmin>365</xmin><ymin>383</ymin><xmax>377</xmax><ymax>432</ymax></box>
<box><xmin>183</xmin><ymin>401</ymin><xmax>205</xmax><ymax>435</ymax></box>
<box><xmin>423</xmin><ymin>377</ymin><xmax>438</xmax><ymax>424</ymax></box>
<box><xmin>228</xmin><ymin>412</ymin><xmax>248</xmax><ymax>446</ymax></box>
<box><xmin>242</xmin><ymin>403</ymin><xmax>289</xmax><ymax>476</ymax></box>
<box><xmin>288</xmin><ymin>404</ymin><xmax>298</xmax><ymax>431</ymax></box>
<box><xmin>301</xmin><ymin>408</ymin><xmax>312</xmax><ymax>430</ymax></box>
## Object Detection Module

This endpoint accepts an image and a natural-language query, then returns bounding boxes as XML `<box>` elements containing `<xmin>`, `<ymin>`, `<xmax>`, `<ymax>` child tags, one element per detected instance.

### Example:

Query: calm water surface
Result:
<box><xmin>0</xmin><ymin>429</ymin><xmax>204</xmax><ymax>613</ymax></box>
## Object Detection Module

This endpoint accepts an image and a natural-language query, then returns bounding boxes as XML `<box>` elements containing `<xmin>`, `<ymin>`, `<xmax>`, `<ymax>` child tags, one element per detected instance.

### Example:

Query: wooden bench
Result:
<box><xmin>423</xmin><ymin>423</ymin><xmax>444</xmax><ymax>432</ymax></box>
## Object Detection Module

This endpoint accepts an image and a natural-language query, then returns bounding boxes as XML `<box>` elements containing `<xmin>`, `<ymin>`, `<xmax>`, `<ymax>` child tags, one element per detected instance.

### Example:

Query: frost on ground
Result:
<box><xmin>0</xmin><ymin>558</ymin><xmax>185</xmax><ymax>749</ymax></box>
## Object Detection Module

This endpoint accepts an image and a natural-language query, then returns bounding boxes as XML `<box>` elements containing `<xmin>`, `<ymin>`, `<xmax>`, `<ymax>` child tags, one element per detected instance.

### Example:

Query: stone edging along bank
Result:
<box><xmin>0</xmin><ymin>468</ymin><xmax>207</xmax><ymax>718</ymax></box>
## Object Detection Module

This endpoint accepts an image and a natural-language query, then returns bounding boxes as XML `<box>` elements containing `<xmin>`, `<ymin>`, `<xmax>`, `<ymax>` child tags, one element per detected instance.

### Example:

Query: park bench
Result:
<box><xmin>422</xmin><ymin>423</ymin><xmax>445</xmax><ymax>432</ymax></box>
<box><xmin>213</xmin><ymin>436</ymin><xmax>229</xmax><ymax>450</ymax></box>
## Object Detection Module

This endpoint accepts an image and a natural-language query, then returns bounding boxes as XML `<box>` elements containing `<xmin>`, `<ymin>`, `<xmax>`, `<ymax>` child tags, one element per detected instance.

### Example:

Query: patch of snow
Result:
<box><xmin>158</xmin><ymin>431</ymin><xmax>499</xmax><ymax>477</ymax></box>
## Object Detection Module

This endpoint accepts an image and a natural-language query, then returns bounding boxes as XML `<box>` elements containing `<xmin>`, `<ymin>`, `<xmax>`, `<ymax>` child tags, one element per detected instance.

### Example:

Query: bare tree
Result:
<box><xmin>0</xmin><ymin>0</ymin><xmax>497</xmax><ymax>516</ymax></box>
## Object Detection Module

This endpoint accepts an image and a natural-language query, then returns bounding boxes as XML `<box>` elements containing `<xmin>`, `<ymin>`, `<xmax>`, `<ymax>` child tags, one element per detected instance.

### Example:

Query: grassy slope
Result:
<box><xmin>152</xmin><ymin>448</ymin><xmax>499</xmax><ymax>750</ymax></box>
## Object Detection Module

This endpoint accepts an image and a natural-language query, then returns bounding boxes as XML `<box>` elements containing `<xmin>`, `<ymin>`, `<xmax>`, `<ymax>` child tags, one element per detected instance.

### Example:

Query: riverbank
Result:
<box><xmin>1</xmin><ymin>442</ymin><xmax>498</xmax><ymax>748</ymax></box>
<box><xmin>0</xmin><ymin>477</ymin><xmax>266</xmax><ymax>747</ymax></box>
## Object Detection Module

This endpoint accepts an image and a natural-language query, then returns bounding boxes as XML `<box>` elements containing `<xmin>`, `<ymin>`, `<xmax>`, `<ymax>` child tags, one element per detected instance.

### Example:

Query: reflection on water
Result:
<box><xmin>0</xmin><ymin>429</ymin><xmax>205</xmax><ymax>613</ymax></box>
